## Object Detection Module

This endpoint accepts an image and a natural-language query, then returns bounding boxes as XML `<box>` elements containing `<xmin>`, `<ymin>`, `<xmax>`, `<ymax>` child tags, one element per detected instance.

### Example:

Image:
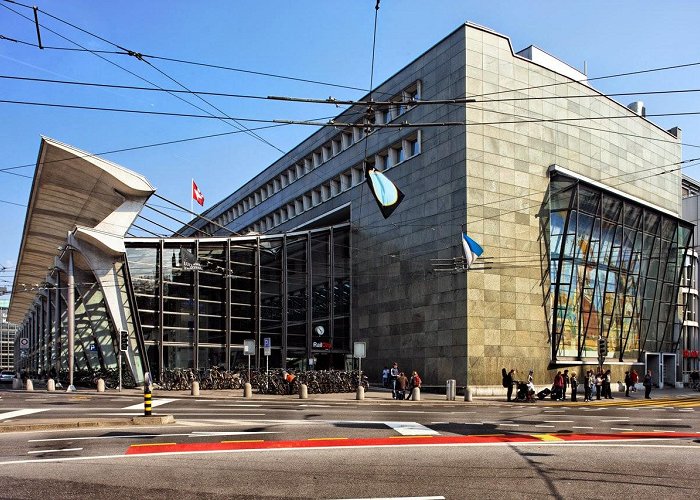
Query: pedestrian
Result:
<box><xmin>562</xmin><ymin>369</ymin><xmax>569</xmax><ymax>400</ymax></box>
<box><xmin>396</xmin><ymin>371</ymin><xmax>408</xmax><ymax>400</ymax></box>
<box><xmin>570</xmin><ymin>372</ymin><xmax>578</xmax><ymax>402</ymax></box>
<box><xmin>595</xmin><ymin>370</ymin><xmax>603</xmax><ymax>400</ymax></box>
<box><xmin>526</xmin><ymin>369</ymin><xmax>536</xmax><ymax>402</ymax></box>
<box><xmin>643</xmin><ymin>369</ymin><xmax>653</xmax><ymax>399</ymax></box>
<box><xmin>553</xmin><ymin>371</ymin><xmax>564</xmax><ymax>400</ymax></box>
<box><xmin>604</xmin><ymin>369</ymin><xmax>614</xmax><ymax>399</ymax></box>
<box><xmin>407</xmin><ymin>370</ymin><xmax>422</xmax><ymax>400</ymax></box>
<box><xmin>382</xmin><ymin>366</ymin><xmax>389</xmax><ymax>388</ymax></box>
<box><xmin>624</xmin><ymin>371</ymin><xmax>632</xmax><ymax>397</ymax></box>
<box><xmin>390</xmin><ymin>362</ymin><xmax>399</xmax><ymax>399</ymax></box>
<box><xmin>630</xmin><ymin>369</ymin><xmax>639</xmax><ymax>392</ymax></box>
<box><xmin>583</xmin><ymin>370</ymin><xmax>592</xmax><ymax>402</ymax></box>
<box><xmin>283</xmin><ymin>370</ymin><xmax>297</xmax><ymax>395</ymax></box>
<box><xmin>504</xmin><ymin>369</ymin><xmax>515</xmax><ymax>402</ymax></box>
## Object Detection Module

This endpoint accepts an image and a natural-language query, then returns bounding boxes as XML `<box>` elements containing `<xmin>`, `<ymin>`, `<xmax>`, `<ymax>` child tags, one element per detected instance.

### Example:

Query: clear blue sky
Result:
<box><xmin>2</xmin><ymin>0</ymin><xmax>700</xmax><ymax>292</ymax></box>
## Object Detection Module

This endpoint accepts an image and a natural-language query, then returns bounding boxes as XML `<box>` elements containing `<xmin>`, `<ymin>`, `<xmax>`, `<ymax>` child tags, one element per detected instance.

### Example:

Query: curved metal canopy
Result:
<box><xmin>8</xmin><ymin>137</ymin><xmax>155</xmax><ymax>323</ymax></box>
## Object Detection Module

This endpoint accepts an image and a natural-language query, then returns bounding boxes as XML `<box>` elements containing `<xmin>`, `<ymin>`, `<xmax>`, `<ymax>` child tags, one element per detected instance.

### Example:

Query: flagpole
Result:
<box><xmin>191</xmin><ymin>178</ymin><xmax>194</xmax><ymax>221</ymax></box>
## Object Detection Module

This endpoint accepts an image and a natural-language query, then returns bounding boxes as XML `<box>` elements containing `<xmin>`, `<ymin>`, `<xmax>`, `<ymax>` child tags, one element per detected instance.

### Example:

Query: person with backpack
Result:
<box><xmin>396</xmin><ymin>372</ymin><xmax>408</xmax><ymax>400</ymax></box>
<box><xmin>407</xmin><ymin>371</ymin><xmax>422</xmax><ymax>400</ymax></box>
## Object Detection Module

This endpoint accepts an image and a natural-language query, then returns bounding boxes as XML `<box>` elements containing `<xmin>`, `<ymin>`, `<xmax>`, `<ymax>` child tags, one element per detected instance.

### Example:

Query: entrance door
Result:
<box><xmin>645</xmin><ymin>352</ymin><xmax>661</xmax><ymax>387</ymax></box>
<box><xmin>661</xmin><ymin>353</ymin><xmax>677</xmax><ymax>388</ymax></box>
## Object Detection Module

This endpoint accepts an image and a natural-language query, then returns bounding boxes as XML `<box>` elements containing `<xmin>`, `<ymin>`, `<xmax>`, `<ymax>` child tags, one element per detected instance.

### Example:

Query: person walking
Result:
<box><xmin>624</xmin><ymin>371</ymin><xmax>632</xmax><ymax>397</ymax></box>
<box><xmin>570</xmin><ymin>372</ymin><xmax>578</xmax><ymax>402</ymax></box>
<box><xmin>562</xmin><ymin>369</ymin><xmax>570</xmax><ymax>400</ymax></box>
<box><xmin>382</xmin><ymin>366</ymin><xmax>390</xmax><ymax>388</ymax></box>
<box><xmin>390</xmin><ymin>362</ymin><xmax>399</xmax><ymax>399</ymax></box>
<box><xmin>643</xmin><ymin>369</ymin><xmax>653</xmax><ymax>399</ymax></box>
<box><xmin>407</xmin><ymin>370</ymin><xmax>422</xmax><ymax>400</ymax></box>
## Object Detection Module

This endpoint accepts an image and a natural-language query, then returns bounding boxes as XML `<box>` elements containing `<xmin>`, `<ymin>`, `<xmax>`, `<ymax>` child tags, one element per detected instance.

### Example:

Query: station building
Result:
<box><xmin>9</xmin><ymin>23</ymin><xmax>694</xmax><ymax>390</ymax></box>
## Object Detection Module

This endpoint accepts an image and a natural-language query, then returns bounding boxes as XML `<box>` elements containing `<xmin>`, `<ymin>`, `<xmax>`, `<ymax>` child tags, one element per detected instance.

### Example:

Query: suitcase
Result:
<box><xmin>537</xmin><ymin>388</ymin><xmax>551</xmax><ymax>400</ymax></box>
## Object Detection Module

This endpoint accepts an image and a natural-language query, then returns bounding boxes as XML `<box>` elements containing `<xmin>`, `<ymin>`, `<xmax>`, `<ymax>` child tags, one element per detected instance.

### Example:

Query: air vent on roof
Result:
<box><xmin>627</xmin><ymin>101</ymin><xmax>646</xmax><ymax>117</ymax></box>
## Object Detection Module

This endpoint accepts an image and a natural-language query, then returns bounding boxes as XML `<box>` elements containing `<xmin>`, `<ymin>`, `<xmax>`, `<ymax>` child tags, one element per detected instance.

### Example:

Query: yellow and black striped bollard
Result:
<box><xmin>144</xmin><ymin>387</ymin><xmax>152</xmax><ymax>416</ymax></box>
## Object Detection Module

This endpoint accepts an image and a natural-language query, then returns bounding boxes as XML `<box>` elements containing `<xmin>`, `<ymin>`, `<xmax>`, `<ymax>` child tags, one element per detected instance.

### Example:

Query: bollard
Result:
<box><xmin>356</xmin><ymin>385</ymin><xmax>365</xmax><ymax>400</ymax></box>
<box><xmin>144</xmin><ymin>386</ymin><xmax>152</xmax><ymax>416</ymax></box>
<box><xmin>446</xmin><ymin>379</ymin><xmax>456</xmax><ymax>401</ymax></box>
<box><xmin>47</xmin><ymin>378</ymin><xmax>55</xmax><ymax>392</ymax></box>
<box><xmin>411</xmin><ymin>387</ymin><xmax>421</xmax><ymax>401</ymax></box>
<box><xmin>12</xmin><ymin>378</ymin><xmax>22</xmax><ymax>390</ymax></box>
<box><xmin>243</xmin><ymin>382</ymin><xmax>252</xmax><ymax>399</ymax></box>
<box><xmin>299</xmin><ymin>383</ymin><xmax>308</xmax><ymax>399</ymax></box>
<box><xmin>191</xmin><ymin>381</ymin><xmax>200</xmax><ymax>396</ymax></box>
<box><xmin>96</xmin><ymin>378</ymin><xmax>105</xmax><ymax>392</ymax></box>
<box><xmin>464</xmin><ymin>387</ymin><xmax>473</xmax><ymax>402</ymax></box>
<box><xmin>25</xmin><ymin>379</ymin><xmax>34</xmax><ymax>391</ymax></box>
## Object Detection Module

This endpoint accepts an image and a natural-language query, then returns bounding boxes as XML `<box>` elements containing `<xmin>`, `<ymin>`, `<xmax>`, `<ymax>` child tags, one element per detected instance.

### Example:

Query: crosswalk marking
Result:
<box><xmin>385</xmin><ymin>421</ymin><xmax>440</xmax><ymax>436</ymax></box>
<box><xmin>0</xmin><ymin>409</ymin><xmax>49</xmax><ymax>421</ymax></box>
<box><xmin>122</xmin><ymin>398</ymin><xmax>179</xmax><ymax>410</ymax></box>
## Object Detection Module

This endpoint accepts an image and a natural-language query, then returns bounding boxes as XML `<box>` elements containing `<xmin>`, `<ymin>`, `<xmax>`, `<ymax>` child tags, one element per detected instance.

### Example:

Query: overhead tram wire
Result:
<box><xmin>0</xmin><ymin>0</ymin><xmax>373</xmax><ymax>95</ymax></box>
<box><xmin>0</xmin><ymin>2</ymin><xmax>283</xmax><ymax>155</ymax></box>
<box><xmin>135</xmin><ymin>214</ymin><xmax>187</xmax><ymax>237</ymax></box>
<box><xmin>130</xmin><ymin>223</ymin><xmax>163</xmax><ymax>238</ymax></box>
<box><xmin>143</xmin><ymin>202</ymin><xmax>213</xmax><ymax>238</ymax></box>
<box><xmin>149</xmin><ymin>193</ymin><xmax>240</xmax><ymax>236</ymax></box>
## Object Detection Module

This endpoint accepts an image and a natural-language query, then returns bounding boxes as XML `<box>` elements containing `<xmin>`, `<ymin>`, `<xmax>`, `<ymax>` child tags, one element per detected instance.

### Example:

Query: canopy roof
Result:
<box><xmin>8</xmin><ymin>137</ymin><xmax>155</xmax><ymax>323</ymax></box>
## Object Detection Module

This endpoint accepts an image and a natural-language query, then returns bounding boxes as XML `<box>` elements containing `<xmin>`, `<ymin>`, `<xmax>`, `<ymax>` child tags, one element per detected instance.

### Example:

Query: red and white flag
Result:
<box><xmin>192</xmin><ymin>179</ymin><xmax>205</xmax><ymax>206</ymax></box>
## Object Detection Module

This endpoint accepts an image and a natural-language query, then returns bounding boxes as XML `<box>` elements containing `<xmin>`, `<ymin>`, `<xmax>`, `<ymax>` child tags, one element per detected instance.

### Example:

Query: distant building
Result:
<box><xmin>0</xmin><ymin>297</ymin><xmax>18</xmax><ymax>371</ymax></box>
<box><xmin>681</xmin><ymin>175</ymin><xmax>700</xmax><ymax>381</ymax></box>
<box><xmin>8</xmin><ymin>23</ymin><xmax>694</xmax><ymax>390</ymax></box>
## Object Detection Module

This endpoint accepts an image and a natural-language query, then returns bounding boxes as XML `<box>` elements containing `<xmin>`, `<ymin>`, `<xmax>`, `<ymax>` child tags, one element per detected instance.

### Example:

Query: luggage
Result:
<box><xmin>537</xmin><ymin>388</ymin><xmax>551</xmax><ymax>400</ymax></box>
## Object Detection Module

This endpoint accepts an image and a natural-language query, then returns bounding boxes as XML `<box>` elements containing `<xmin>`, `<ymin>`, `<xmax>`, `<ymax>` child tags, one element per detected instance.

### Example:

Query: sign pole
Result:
<box><xmin>118</xmin><ymin>351</ymin><xmax>122</xmax><ymax>392</ymax></box>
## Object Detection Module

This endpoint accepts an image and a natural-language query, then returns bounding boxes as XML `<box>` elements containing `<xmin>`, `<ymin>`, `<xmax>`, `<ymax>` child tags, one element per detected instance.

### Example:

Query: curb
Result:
<box><xmin>0</xmin><ymin>415</ymin><xmax>175</xmax><ymax>433</ymax></box>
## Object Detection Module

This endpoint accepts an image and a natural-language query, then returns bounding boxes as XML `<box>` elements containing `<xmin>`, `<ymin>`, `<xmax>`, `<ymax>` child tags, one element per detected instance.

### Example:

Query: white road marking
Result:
<box><xmin>331</xmin><ymin>497</ymin><xmax>445</xmax><ymax>500</ymax></box>
<box><xmin>499</xmin><ymin>423</ymin><xmax>520</xmax><ymax>427</ymax></box>
<box><xmin>430</xmin><ymin>422</ymin><xmax>449</xmax><ymax>424</ymax></box>
<box><xmin>544</xmin><ymin>420</ymin><xmax>573</xmax><ymax>423</ymax></box>
<box><xmin>601</xmin><ymin>419</ymin><xmax>629</xmax><ymax>422</ymax></box>
<box><xmin>122</xmin><ymin>398</ymin><xmax>179</xmax><ymax>410</ymax></box>
<box><xmin>28</xmin><ymin>431</ymin><xmax>278</xmax><ymax>443</ymax></box>
<box><xmin>572</xmin><ymin>426</ymin><xmax>593</xmax><ymax>430</ymax></box>
<box><xmin>384</xmin><ymin>421</ymin><xmax>440</xmax><ymax>436</ymax></box>
<box><xmin>298</xmin><ymin>404</ymin><xmax>333</xmax><ymax>408</ymax></box>
<box><xmin>27</xmin><ymin>448</ymin><xmax>82</xmax><ymax>454</ymax></box>
<box><xmin>535</xmin><ymin>425</ymin><xmax>555</xmax><ymax>428</ymax></box>
<box><xmin>543</xmin><ymin>410</ymin><xmax>564</xmax><ymax>413</ymax></box>
<box><xmin>654</xmin><ymin>418</ymin><xmax>682</xmax><ymax>421</ymax></box>
<box><xmin>0</xmin><ymin>409</ymin><xmax>49</xmax><ymax>421</ymax></box>
<box><xmin>213</xmin><ymin>404</ymin><xmax>263</xmax><ymax>408</ymax></box>
<box><xmin>610</xmin><ymin>428</ymin><xmax>633</xmax><ymax>431</ymax></box>
<box><xmin>678</xmin><ymin>409</ymin><xmax>694</xmax><ymax>412</ymax></box>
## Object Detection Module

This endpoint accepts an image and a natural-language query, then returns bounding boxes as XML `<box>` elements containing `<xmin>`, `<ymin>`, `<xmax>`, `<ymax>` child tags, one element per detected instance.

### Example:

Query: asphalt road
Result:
<box><xmin>0</xmin><ymin>389</ymin><xmax>699</xmax><ymax>499</ymax></box>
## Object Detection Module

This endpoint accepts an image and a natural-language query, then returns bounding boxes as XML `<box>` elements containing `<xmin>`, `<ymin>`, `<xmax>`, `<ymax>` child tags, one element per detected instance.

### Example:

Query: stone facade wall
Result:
<box><xmin>464</xmin><ymin>24</ymin><xmax>682</xmax><ymax>387</ymax></box>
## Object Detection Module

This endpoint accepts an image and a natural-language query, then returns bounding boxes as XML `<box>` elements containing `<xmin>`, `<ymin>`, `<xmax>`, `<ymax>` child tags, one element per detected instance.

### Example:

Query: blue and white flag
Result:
<box><xmin>461</xmin><ymin>232</ymin><xmax>484</xmax><ymax>268</ymax></box>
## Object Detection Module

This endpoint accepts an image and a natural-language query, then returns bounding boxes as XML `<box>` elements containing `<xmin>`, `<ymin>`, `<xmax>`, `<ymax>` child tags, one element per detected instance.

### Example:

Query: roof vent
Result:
<box><xmin>627</xmin><ymin>101</ymin><xmax>646</xmax><ymax>117</ymax></box>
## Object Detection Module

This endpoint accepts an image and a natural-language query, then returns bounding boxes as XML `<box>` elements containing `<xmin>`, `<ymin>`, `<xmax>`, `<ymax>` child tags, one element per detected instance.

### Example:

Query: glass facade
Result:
<box><xmin>545</xmin><ymin>173</ymin><xmax>693</xmax><ymax>362</ymax></box>
<box><xmin>125</xmin><ymin>224</ymin><xmax>351</xmax><ymax>378</ymax></box>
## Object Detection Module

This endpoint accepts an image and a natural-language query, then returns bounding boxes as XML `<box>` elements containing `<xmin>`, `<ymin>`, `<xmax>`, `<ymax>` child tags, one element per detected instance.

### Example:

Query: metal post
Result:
<box><xmin>66</xmin><ymin>243</ymin><xmax>76</xmax><ymax>392</ymax></box>
<box><xmin>248</xmin><ymin>354</ymin><xmax>251</xmax><ymax>384</ymax></box>
<box><xmin>118</xmin><ymin>351</ymin><xmax>122</xmax><ymax>392</ymax></box>
<box><xmin>266</xmin><ymin>354</ymin><xmax>269</xmax><ymax>392</ymax></box>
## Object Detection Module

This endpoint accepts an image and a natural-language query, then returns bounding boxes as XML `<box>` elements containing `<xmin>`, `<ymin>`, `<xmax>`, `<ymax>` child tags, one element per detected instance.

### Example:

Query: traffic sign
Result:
<box><xmin>263</xmin><ymin>337</ymin><xmax>271</xmax><ymax>348</ymax></box>
<box><xmin>354</xmin><ymin>341</ymin><xmax>366</xmax><ymax>359</ymax></box>
<box><xmin>120</xmin><ymin>329</ymin><xmax>129</xmax><ymax>352</ymax></box>
<box><xmin>19</xmin><ymin>338</ymin><xmax>29</xmax><ymax>350</ymax></box>
<box><xmin>88</xmin><ymin>344</ymin><xmax>97</xmax><ymax>351</ymax></box>
<box><xmin>243</xmin><ymin>339</ymin><xmax>255</xmax><ymax>355</ymax></box>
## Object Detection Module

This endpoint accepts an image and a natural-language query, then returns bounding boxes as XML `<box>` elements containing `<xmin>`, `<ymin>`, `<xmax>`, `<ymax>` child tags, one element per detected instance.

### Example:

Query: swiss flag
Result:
<box><xmin>192</xmin><ymin>180</ymin><xmax>204</xmax><ymax>206</ymax></box>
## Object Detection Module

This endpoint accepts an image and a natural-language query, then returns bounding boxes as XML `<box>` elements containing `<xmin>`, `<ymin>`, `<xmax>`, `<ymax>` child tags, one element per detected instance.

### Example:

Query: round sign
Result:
<box><xmin>314</xmin><ymin>325</ymin><xmax>325</xmax><ymax>336</ymax></box>
<box><xmin>19</xmin><ymin>338</ymin><xmax>29</xmax><ymax>347</ymax></box>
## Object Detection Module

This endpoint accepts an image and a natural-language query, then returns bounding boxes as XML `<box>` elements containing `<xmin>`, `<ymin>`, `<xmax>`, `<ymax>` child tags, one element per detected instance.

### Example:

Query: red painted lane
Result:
<box><xmin>125</xmin><ymin>432</ymin><xmax>700</xmax><ymax>455</ymax></box>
